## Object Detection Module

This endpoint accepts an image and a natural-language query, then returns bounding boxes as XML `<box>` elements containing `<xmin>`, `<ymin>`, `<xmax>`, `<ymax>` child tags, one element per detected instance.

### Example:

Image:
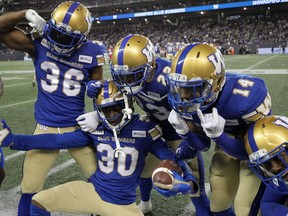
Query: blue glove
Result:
<box><xmin>176</xmin><ymin>141</ymin><xmax>197</xmax><ymax>160</ymax></box>
<box><xmin>153</xmin><ymin>170</ymin><xmax>194</xmax><ymax>197</ymax></box>
<box><xmin>0</xmin><ymin>119</ymin><xmax>14</xmax><ymax>147</ymax></box>
<box><xmin>177</xmin><ymin>159</ymin><xmax>197</xmax><ymax>185</ymax></box>
<box><xmin>86</xmin><ymin>80</ymin><xmax>102</xmax><ymax>98</ymax></box>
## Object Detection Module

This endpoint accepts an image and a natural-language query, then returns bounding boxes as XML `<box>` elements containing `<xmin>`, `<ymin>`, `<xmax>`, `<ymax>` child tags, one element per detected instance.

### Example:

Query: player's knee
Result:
<box><xmin>21</xmin><ymin>179</ymin><xmax>44</xmax><ymax>193</ymax></box>
<box><xmin>210</xmin><ymin>193</ymin><xmax>232</xmax><ymax>212</ymax></box>
<box><xmin>210</xmin><ymin>151</ymin><xmax>232</xmax><ymax>175</ymax></box>
<box><xmin>234</xmin><ymin>198</ymin><xmax>255</xmax><ymax>216</ymax></box>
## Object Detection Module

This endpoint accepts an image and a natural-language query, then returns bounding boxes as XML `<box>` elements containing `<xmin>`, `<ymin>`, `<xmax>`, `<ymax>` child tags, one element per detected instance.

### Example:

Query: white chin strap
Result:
<box><xmin>122</xmin><ymin>94</ymin><xmax>133</xmax><ymax>120</ymax></box>
<box><xmin>112</xmin><ymin>128</ymin><xmax>125</xmax><ymax>158</ymax></box>
<box><xmin>53</xmin><ymin>44</ymin><xmax>74</xmax><ymax>55</ymax></box>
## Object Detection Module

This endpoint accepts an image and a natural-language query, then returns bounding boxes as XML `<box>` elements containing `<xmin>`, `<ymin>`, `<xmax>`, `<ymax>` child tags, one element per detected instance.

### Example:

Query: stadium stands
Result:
<box><xmin>0</xmin><ymin>0</ymin><xmax>287</xmax><ymax>56</ymax></box>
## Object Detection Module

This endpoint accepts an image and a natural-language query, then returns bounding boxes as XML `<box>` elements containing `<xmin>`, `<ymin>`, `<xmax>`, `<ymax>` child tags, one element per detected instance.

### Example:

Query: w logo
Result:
<box><xmin>142</xmin><ymin>41</ymin><xmax>155</xmax><ymax>63</ymax></box>
<box><xmin>208</xmin><ymin>51</ymin><xmax>225</xmax><ymax>75</ymax></box>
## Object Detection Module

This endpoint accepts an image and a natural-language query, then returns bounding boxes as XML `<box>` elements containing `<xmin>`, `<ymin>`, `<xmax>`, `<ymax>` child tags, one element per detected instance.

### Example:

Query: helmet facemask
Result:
<box><xmin>166</xmin><ymin>43</ymin><xmax>225</xmax><ymax>119</ymax></box>
<box><xmin>249</xmin><ymin>144</ymin><xmax>288</xmax><ymax>194</ymax></box>
<box><xmin>46</xmin><ymin>20</ymin><xmax>86</xmax><ymax>56</ymax></box>
<box><xmin>166</xmin><ymin>73</ymin><xmax>218</xmax><ymax>120</ymax></box>
<box><xmin>111</xmin><ymin>34</ymin><xmax>156</xmax><ymax>95</ymax></box>
<box><xmin>46</xmin><ymin>1</ymin><xmax>91</xmax><ymax>56</ymax></box>
<box><xmin>94</xmin><ymin>81</ymin><xmax>133</xmax><ymax>131</ymax></box>
<box><xmin>245</xmin><ymin>116</ymin><xmax>288</xmax><ymax>195</ymax></box>
<box><xmin>111</xmin><ymin>63</ymin><xmax>154</xmax><ymax>95</ymax></box>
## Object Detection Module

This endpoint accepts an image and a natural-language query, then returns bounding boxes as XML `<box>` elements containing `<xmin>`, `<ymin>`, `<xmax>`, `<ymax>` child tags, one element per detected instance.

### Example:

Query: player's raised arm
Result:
<box><xmin>0</xmin><ymin>10</ymin><xmax>36</xmax><ymax>56</ymax></box>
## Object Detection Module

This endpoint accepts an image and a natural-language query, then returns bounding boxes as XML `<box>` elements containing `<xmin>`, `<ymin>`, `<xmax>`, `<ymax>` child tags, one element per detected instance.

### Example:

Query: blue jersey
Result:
<box><xmin>32</xmin><ymin>34</ymin><xmax>106</xmax><ymax>127</ymax></box>
<box><xmin>12</xmin><ymin>114</ymin><xmax>175</xmax><ymax>205</ymax></box>
<box><xmin>134</xmin><ymin>57</ymin><xmax>180</xmax><ymax>141</ymax></box>
<box><xmin>191</xmin><ymin>73</ymin><xmax>271</xmax><ymax>135</ymax></box>
<box><xmin>260</xmin><ymin>186</ymin><xmax>288</xmax><ymax>215</ymax></box>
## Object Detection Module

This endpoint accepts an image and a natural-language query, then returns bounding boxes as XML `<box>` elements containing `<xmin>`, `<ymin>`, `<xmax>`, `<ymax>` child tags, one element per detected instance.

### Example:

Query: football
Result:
<box><xmin>152</xmin><ymin>160</ymin><xmax>183</xmax><ymax>190</ymax></box>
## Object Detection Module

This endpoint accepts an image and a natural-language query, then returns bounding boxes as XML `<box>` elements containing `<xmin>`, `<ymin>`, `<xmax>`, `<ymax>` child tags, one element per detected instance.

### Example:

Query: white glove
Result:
<box><xmin>197</xmin><ymin>108</ymin><xmax>225</xmax><ymax>138</ymax></box>
<box><xmin>168</xmin><ymin>110</ymin><xmax>189</xmax><ymax>135</ymax></box>
<box><xmin>76</xmin><ymin>111</ymin><xmax>99</xmax><ymax>133</ymax></box>
<box><xmin>25</xmin><ymin>9</ymin><xmax>46</xmax><ymax>35</ymax></box>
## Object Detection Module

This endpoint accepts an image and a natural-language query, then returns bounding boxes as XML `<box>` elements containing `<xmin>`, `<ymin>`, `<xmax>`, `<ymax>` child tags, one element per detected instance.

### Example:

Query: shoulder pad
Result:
<box><xmin>139</xmin><ymin>115</ymin><xmax>151</xmax><ymax>122</ymax></box>
<box><xmin>242</xmin><ymin>93</ymin><xmax>272</xmax><ymax>123</ymax></box>
<box><xmin>148</xmin><ymin>125</ymin><xmax>163</xmax><ymax>141</ymax></box>
<box><xmin>92</xmin><ymin>40</ymin><xmax>104</xmax><ymax>46</ymax></box>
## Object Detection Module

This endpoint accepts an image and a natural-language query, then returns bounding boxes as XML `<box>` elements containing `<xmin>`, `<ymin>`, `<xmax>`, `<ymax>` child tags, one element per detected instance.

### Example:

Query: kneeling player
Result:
<box><xmin>0</xmin><ymin>80</ymin><xmax>197</xmax><ymax>216</ymax></box>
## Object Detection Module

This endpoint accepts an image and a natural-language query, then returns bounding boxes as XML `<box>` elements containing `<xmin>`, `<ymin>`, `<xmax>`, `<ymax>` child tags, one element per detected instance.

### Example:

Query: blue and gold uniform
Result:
<box><xmin>1</xmin><ymin>78</ymin><xmax>197</xmax><ymax>216</ymax></box>
<box><xmin>10</xmin><ymin>114</ymin><xmax>176</xmax><ymax>214</ymax></box>
<box><xmin>245</xmin><ymin>116</ymin><xmax>288</xmax><ymax>216</ymax></box>
<box><xmin>33</xmin><ymin>35</ymin><xmax>105</xmax><ymax>126</ymax></box>
<box><xmin>166</xmin><ymin>43</ymin><xmax>272</xmax><ymax>216</ymax></box>
<box><xmin>110</xmin><ymin>34</ymin><xmax>211</xmax><ymax>215</ymax></box>
<box><xmin>0</xmin><ymin>2</ymin><xmax>105</xmax><ymax>215</ymax></box>
<box><xmin>191</xmin><ymin>73</ymin><xmax>271</xmax><ymax>215</ymax></box>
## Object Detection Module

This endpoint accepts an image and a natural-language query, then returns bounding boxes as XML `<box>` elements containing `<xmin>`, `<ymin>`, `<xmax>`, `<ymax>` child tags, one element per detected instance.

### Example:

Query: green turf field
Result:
<box><xmin>0</xmin><ymin>54</ymin><xmax>288</xmax><ymax>215</ymax></box>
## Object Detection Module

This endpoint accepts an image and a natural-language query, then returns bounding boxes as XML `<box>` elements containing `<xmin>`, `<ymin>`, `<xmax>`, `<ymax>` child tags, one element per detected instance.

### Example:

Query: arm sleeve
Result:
<box><xmin>179</xmin><ymin>131</ymin><xmax>211</xmax><ymax>151</ymax></box>
<box><xmin>261</xmin><ymin>202</ymin><xmax>288</xmax><ymax>216</ymax></box>
<box><xmin>260</xmin><ymin>187</ymin><xmax>288</xmax><ymax>216</ymax></box>
<box><xmin>150</xmin><ymin>138</ymin><xmax>176</xmax><ymax>161</ymax></box>
<box><xmin>212</xmin><ymin>132</ymin><xmax>248</xmax><ymax>160</ymax></box>
<box><xmin>11</xmin><ymin>130</ymin><xmax>91</xmax><ymax>151</ymax></box>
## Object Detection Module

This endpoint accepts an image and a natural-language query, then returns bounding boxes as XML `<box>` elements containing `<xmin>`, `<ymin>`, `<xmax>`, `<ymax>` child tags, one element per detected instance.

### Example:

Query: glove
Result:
<box><xmin>168</xmin><ymin>110</ymin><xmax>189</xmax><ymax>135</ymax></box>
<box><xmin>86</xmin><ymin>80</ymin><xmax>102</xmax><ymax>98</ymax></box>
<box><xmin>175</xmin><ymin>141</ymin><xmax>197</xmax><ymax>160</ymax></box>
<box><xmin>25</xmin><ymin>9</ymin><xmax>46</xmax><ymax>35</ymax></box>
<box><xmin>153</xmin><ymin>170</ymin><xmax>194</xmax><ymax>197</ymax></box>
<box><xmin>0</xmin><ymin>119</ymin><xmax>14</xmax><ymax>147</ymax></box>
<box><xmin>177</xmin><ymin>159</ymin><xmax>198</xmax><ymax>194</ymax></box>
<box><xmin>197</xmin><ymin>107</ymin><xmax>225</xmax><ymax>138</ymax></box>
<box><xmin>76</xmin><ymin>111</ymin><xmax>99</xmax><ymax>133</ymax></box>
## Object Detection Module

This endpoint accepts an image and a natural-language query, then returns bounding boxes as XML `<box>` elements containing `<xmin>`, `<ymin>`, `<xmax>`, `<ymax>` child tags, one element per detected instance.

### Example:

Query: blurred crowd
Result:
<box><xmin>0</xmin><ymin>1</ymin><xmax>287</xmax><ymax>56</ymax></box>
<box><xmin>89</xmin><ymin>12</ymin><xmax>287</xmax><ymax>56</ymax></box>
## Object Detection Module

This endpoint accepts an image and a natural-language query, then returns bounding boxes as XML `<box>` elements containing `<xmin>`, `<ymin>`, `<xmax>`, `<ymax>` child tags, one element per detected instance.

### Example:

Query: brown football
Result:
<box><xmin>152</xmin><ymin>160</ymin><xmax>182</xmax><ymax>190</ymax></box>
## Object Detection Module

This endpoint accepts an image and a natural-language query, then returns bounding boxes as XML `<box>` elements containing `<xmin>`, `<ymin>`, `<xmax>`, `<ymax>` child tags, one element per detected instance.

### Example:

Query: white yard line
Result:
<box><xmin>5</xmin><ymin>82</ymin><xmax>33</xmax><ymax>87</ymax></box>
<box><xmin>0</xmin><ymin>99</ymin><xmax>36</xmax><ymax>109</ymax></box>
<box><xmin>0</xmin><ymin>70</ymin><xmax>34</xmax><ymax>74</ymax></box>
<box><xmin>228</xmin><ymin>69</ymin><xmax>288</xmax><ymax>74</ymax></box>
<box><xmin>4</xmin><ymin>151</ymin><xmax>25</xmax><ymax>161</ymax></box>
<box><xmin>245</xmin><ymin>55</ymin><xmax>279</xmax><ymax>70</ymax></box>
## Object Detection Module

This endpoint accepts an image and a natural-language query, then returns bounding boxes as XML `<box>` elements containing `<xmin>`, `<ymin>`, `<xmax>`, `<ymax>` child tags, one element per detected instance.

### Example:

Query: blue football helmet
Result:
<box><xmin>245</xmin><ymin>115</ymin><xmax>288</xmax><ymax>194</ymax></box>
<box><xmin>165</xmin><ymin>43</ymin><xmax>225</xmax><ymax>119</ymax></box>
<box><xmin>46</xmin><ymin>1</ymin><xmax>92</xmax><ymax>56</ymax></box>
<box><xmin>110</xmin><ymin>34</ymin><xmax>156</xmax><ymax>95</ymax></box>
<box><xmin>94</xmin><ymin>80</ymin><xmax>133</xmax><ymax>131</ymax></box>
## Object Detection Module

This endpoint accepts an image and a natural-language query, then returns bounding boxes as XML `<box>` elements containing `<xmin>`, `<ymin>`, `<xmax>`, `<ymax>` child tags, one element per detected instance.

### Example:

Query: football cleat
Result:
<box><xmin>138</xmin><ymin>200</ymin><xmax>152</xmax><ymax>214</ymax></box>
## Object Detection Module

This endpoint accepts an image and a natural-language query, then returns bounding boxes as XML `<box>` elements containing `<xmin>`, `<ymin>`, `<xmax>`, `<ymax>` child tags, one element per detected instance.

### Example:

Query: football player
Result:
<box><xmin>0</xmin><ymin>74</ymin><xmax>6</xmax><ymax>188</ymax></box>
<box><xmin>0</xmin><ymin>1</ymin><xmax>105</xmax><ymax>215</ymax></box>
<box><xmin>165</xmin><ymin>43</ymin><xmax>272</xmax><ymax>216</ymax></box>
<box><xmin>84</xmin><ymin>34</ymin><xmax>213</xmax><ymax>215</ymax></box>
<box><xmin>245</xmin><ymin>115</ymin><xmax>288</xmax><ymax>216</ymax></box>
<box><xmin>0</xmin><ymin>80</ymin><xmax>198</xmax><ymax>216</ymax></box>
